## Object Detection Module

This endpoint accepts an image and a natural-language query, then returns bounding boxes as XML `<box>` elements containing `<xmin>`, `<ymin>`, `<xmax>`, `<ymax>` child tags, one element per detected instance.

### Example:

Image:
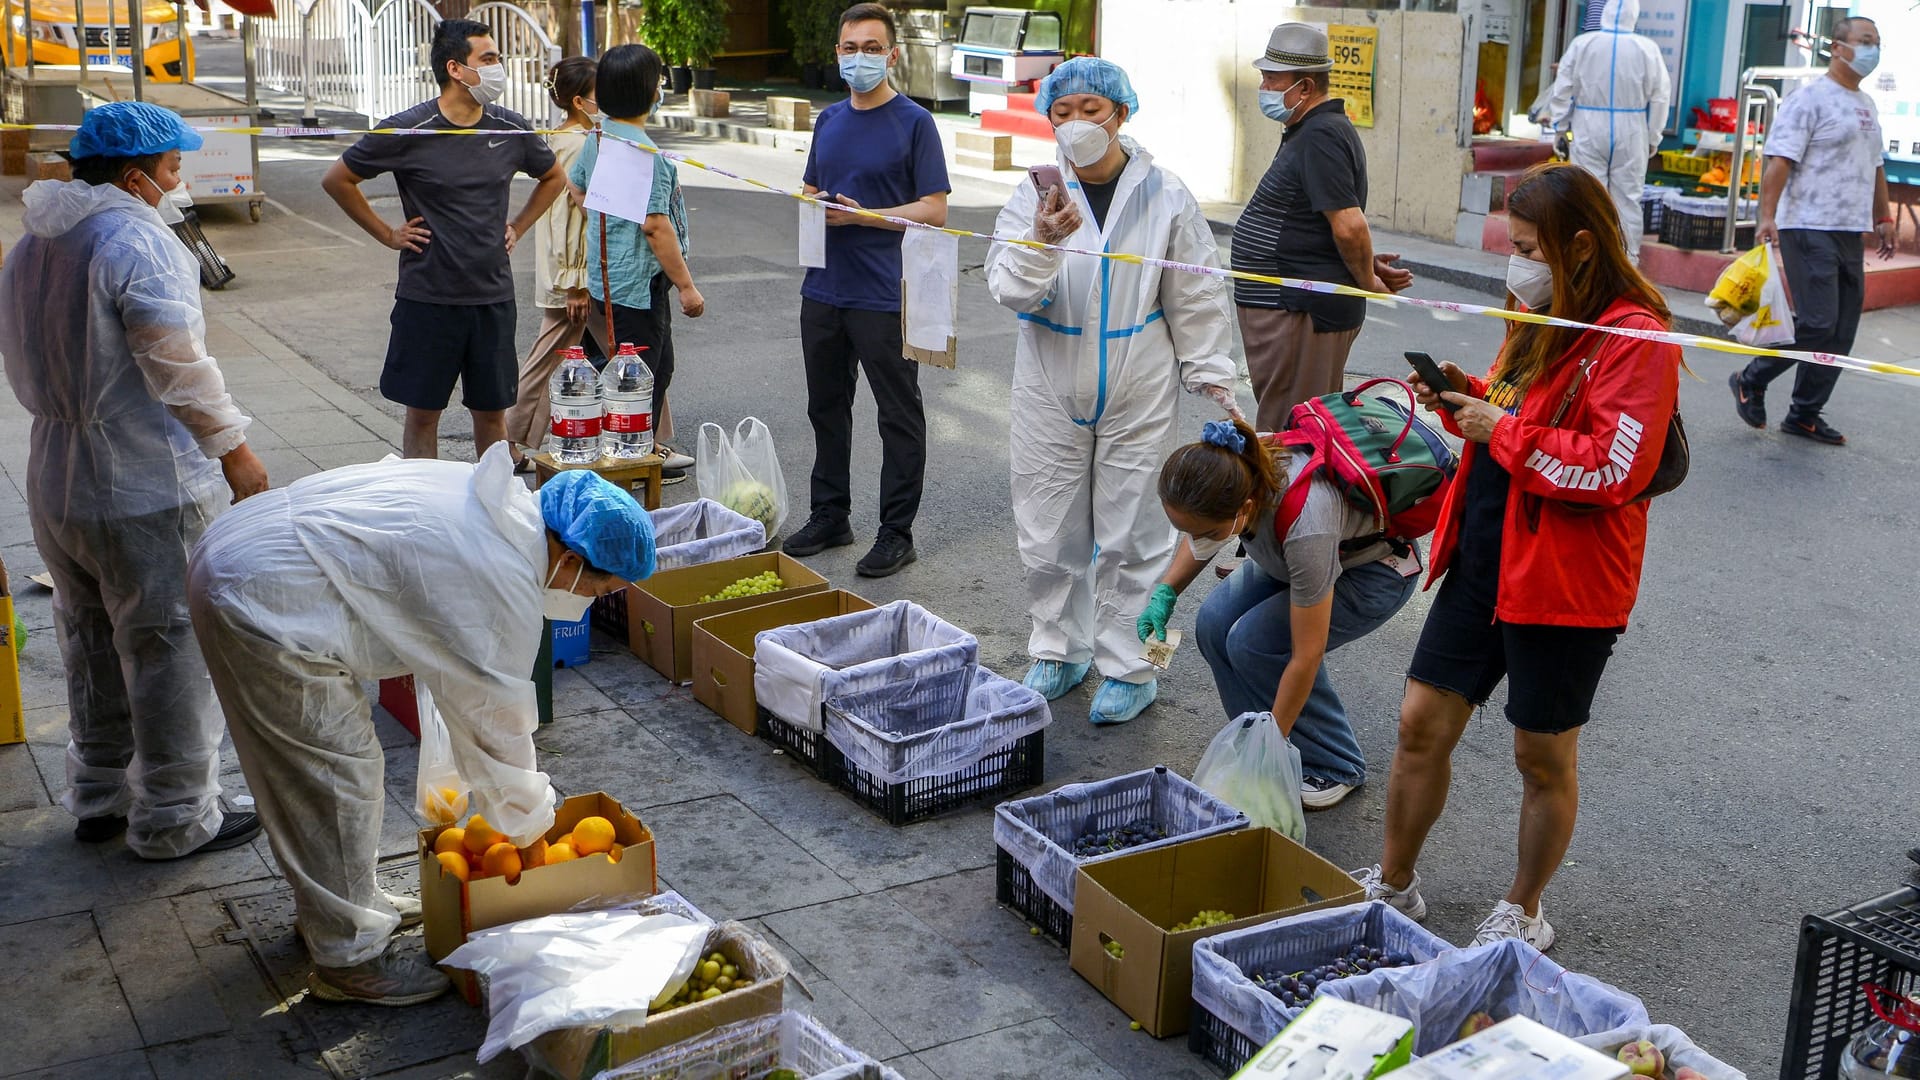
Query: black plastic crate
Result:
<box><xmin>1781</xmin><ymin>885</ymin><xmax>1920</xmax><ymax>1080</ymax></box>
<box><xmin>1659</xmin><ymin>208</ymin><xmax>1756</xmax><ymax>251</ymax></box>
<box><xmin>1642</xmin><ymin>195</ymin><xmax>1667</xmax><ymax>236</ymax></box>
<box><xmin>1188</xmin><ymin>1002</ymin><xmax>1258</xmax><ymax>1076</ymax></box>
<box><xmin>757</xmin><ymin>707</ymin><xmax>829</xmax><ymax>776</ymax></box>
<box><xmin>590</xmin><ymin>590</ymin><xmax>627</xmax><ymax>639</ymax></box>
<box><xmin>823</xmin><ymin>730</ymin><xmax>1044</xmax><ymax>827</ymax></box>
<box><xmin>995</xmin><ymin>847</ymin><xmax>1074</xmax><ymax>944</ymax></box>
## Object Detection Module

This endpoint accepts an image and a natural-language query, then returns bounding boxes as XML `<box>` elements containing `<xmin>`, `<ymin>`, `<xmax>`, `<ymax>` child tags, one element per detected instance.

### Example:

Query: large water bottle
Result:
<box><xmin>601</xmin><ymin>343</ymin><xmax>655</xmax><ymax>459</ymax></box>
<box><xmin>548</xmin><ymin>346</ymin><xmax>603</xmax><ymax>464</ymax></box>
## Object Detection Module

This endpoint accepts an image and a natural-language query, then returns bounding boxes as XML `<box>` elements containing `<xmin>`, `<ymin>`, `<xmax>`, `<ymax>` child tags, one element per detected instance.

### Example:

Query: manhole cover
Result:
<box><xmin>224</xmin><ymin>859</ymin><xmax>490</xmax><ymax>1079</ymax></box>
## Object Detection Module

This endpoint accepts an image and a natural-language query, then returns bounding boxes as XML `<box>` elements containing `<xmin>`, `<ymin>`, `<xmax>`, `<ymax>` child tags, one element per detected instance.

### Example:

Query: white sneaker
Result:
<box><xmin>1301</xmin><ymin>776</ymin><xmax>1357</xmax><ymax>810</ymax></box>
<box><xmin>1471</xmin><ymin>899</ymin><xmax>1556</xmax><ymax>951</ymax></box>
<box><xmin>384</xmin><ymin>891</ymin><xmax>423</xmax><ymax>930</ymax></box>
<box><xmin>658</xmin><ymin>445</ymin><xmax>695</xmax><ymax>470</ymax></box>
<box><xmin>1350</xmin><ymin>864</ymin><xmax>1428</xmax><ymax>922</ymax></box>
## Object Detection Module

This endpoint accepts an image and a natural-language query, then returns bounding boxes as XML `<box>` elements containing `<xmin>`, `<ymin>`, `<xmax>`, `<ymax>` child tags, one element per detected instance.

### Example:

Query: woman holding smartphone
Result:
<box><xmin>984</xmin><ymin>56</ymin><xmax>1242</xmax><ymax>727</ymax></box>
<box><xmin>1351</xmin><ymin>162</ymin><xmax>1681</xmax><ymax>950</ymax></box>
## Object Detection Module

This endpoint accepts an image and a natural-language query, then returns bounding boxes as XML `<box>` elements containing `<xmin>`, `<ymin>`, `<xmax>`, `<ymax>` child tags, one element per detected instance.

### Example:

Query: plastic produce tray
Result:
<box><xmin>1188</xmin><ymin>901</ymin><xmax>1456</xmax><ymax>1072</ymax></box>
<box><xmin>596</xmin><ymin>1010</ymin><xmax>903</xmax><ymax>1080</ymax></box>
<box><xmin>1781</xmin><ymin>885</ymin><xmax>1920</xmax><ymax>1080</ymax></box>
<box><xmin>993</xmin><ymin>765</ymin><xmax>1248</xmax><ymax>946</ymax></box>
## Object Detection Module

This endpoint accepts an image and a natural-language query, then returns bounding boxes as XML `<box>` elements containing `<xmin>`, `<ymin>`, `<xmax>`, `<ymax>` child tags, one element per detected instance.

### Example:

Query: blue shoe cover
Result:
<box><xmin>1023</xmin><ymin>659</ymin><xmax>1092</xmax><ymax>701</ymax></box>
<box><xmin>1089</xmin><ymin>677</ymin><xmax>1157</xmax><ymax>726</ymax></box>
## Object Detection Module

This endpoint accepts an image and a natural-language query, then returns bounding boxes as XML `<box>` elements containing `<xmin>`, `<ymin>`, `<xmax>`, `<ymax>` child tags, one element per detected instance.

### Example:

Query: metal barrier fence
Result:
<box><xmin>249</xmin><ymin>0</ymin><xmax>559</xmax><ymax>126</ymax></box>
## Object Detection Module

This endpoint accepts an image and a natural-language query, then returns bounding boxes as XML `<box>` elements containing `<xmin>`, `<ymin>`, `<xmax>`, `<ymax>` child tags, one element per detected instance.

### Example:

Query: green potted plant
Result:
<box><xmin>786</xmin><ymin>0</ymin><xmax>837</xmax><ymax>87</ymax></box>
<box><xmin>642</xmin><ymin>0</ymin><xmax>694</xmax><ymax>93</ymax></box>
<box><xmin>681</xmin><ymin>0</ymin><xmax>729</xmax><ymax>90</ymax></box>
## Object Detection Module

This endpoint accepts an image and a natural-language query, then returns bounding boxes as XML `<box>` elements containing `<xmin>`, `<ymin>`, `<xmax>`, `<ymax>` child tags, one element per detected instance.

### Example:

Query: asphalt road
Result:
<box><xmin>186</xmin><ymin>60</ymin><xmax>1920</xmax><ymax>1073</ymax></box>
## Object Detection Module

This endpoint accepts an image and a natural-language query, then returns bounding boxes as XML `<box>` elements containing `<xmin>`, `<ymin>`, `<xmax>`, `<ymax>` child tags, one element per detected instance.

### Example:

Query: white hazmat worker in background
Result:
<box><xmin>1548</xmin><ymin>0</ymin><xmax>1672</xmax><ymax>257</ymax></box>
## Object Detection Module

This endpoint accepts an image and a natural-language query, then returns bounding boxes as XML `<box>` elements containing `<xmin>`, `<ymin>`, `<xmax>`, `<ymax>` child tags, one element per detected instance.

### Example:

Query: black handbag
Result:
<box><xmin>1544</xmin><ymin>353</ymin><xmax>1689</xmax><ymax>514</ymax></box>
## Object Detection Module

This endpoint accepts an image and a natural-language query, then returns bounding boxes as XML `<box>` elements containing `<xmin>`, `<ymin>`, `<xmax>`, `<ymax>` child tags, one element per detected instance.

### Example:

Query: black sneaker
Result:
<box><xmin>781</xmin><ymin>512</ymin><xmax>855</xmax><ymax>556</ymax></box>
<box><xmin>855</xmin><ymin>530</ymin><xmax>917</xmax><ymax>578</ymax></box>
<box><xmin>1729</xmin><ymin>371</ymin><xmax>1766</xmax><ymax>429</ymax></box>
<box><xmin>141</xmin><ymin>811</ymin><xmax>262</xmax><ymax>861</ymax></box>
<box><xmin>1780</xmin><ymin>415</ymin><xmax>1846</xmax><ymax>446</ymax></box>
<box><xmin>660</xmin><ymin>466</ymin><xmax>688</xmax><ymax>486</ymax></box>
<box><xmin>74</xmin><ymin>815</ymin><xmax>128</xmax><ymax>843</ymax></box>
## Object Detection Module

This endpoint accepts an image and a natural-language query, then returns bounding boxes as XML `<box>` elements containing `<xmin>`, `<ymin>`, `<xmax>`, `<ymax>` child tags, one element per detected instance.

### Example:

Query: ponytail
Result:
<box><xmin>1158</xmin><ymin>417</ymin><xmax>1285</xmax><ymax>523</ymax></box>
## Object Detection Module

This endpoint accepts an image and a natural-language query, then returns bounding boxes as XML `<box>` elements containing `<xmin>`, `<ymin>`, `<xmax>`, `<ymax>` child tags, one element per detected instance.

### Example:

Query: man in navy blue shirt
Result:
<box><xmin>781</xmin><ymin>2</ymin><xmax>950</xmax><ymax>578</ymax></box>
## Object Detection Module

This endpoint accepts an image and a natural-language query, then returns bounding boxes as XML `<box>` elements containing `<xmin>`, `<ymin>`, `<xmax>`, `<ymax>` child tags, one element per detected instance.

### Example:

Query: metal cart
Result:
<box><xmin>77</xmin><ymin>74</ymin><xmax>264</xmax><ymax>220</ymax></box>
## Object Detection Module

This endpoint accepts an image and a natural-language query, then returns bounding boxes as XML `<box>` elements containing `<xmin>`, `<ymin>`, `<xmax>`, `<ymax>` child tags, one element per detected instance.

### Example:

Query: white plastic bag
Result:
<box><xmin>1733</xmin><ymin>241</ymin><xmax>1795</xmax><ymax>347</ymax></box>
<box><xmin>696</xmin><ymin>418</ymin><xmax>789</xmax><ymax>537</ymax></box>
<box><xmin>1576</xmin><ymin>1024</ymin><xmax>1749</xmax><ymax>1080</ymax></box>
<box><xmin>412</xmin><ymin>683</ymin><xmax>468</xmax><ymax>825</ymax></box>
<box><xmin>1192</xmin><ymin>712</ymin><xmax>1305</xmax><ymax>842</ymax></box>
<box><xmin>649</xmin><ymin>499</ymin><xmax>766</xmax><ymax>572</ymax></box>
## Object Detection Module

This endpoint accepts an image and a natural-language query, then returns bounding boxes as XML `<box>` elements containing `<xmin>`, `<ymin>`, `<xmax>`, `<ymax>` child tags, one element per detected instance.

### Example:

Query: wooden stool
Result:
<box><xmin>532</xmin><ymin>451</ymin><xmax>665</xmax><ymax>510</ymax></box>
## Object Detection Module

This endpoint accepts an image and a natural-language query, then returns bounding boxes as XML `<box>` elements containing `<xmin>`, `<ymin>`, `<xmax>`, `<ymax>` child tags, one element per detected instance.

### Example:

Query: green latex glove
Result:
<box><xmin>1137</xmin><ymin>583</ymin><xmax>1178</xmax><ymax>642</ymax></box>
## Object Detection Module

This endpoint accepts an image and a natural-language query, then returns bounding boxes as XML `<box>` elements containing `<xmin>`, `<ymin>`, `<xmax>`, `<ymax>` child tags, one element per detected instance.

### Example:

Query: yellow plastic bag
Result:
<box><xmin>1707</xmin><ymin>244</ymin><xmax>1772</xmax><ymax>322</ymax></box>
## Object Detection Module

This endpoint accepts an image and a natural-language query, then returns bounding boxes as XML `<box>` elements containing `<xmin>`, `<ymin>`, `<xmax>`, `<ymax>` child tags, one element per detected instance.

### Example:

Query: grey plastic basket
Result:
<box><xmin>592</xmin><ymin>1010</ymin><xmax>904</xmax><ymax>1080</ymax></box>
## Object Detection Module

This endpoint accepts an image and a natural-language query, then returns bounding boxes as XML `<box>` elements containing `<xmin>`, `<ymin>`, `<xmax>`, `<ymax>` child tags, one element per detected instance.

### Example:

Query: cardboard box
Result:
<box><xmin>420</xmin><ymin>792</ymin><xmax>658</xmax><ymax>1004</ymax></box>
<box><xmin>1393</xmin><ymin>1016</ymin><xmax>1629</xmax><ymax>1080</ymax></box>
<box><xmin>766</xmin><ymin>95</ymin><xmax>811</xmax><ymax>131</ymax></box>
<box><xmin>1232</xmin><ymin>997</ymin><xmax>1413</xmax><ymax>1079</ymax></box>
<box><xmin>1069</xmin><ymin>829</ymin><xmax>1364</xmax><ymax>1037</ymax></box>
<box><xmin>527</xmin><ymin>921</ymin><xmax>787</xmax><ymax>1080</ymax></box>
<box><xmin>622</xmin><ymin>552</ymin><xmax>828</xmax><ymax>684</ymax></box>
<box><xmin>690</xmin><ymin>589</ymin><xmax>876</xmax><ymax>734</ymax></box>
<box><xmin>0</xmin><ymin>589</ymin><xmax>22</xmax><ymax>746</ymax></box>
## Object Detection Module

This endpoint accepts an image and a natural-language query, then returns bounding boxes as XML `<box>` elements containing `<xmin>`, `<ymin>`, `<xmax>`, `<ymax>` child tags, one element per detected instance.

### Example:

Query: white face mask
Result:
<box><xmin>1844</xmin><ymin>43</ymin><xmax>1880</xmax><ymax>78</ymax></box>
<box><xmin>135</xmin><ymin>170</ymin><xmax>187</xmax><ymax>226</ymax></box>
<box><xmin>1186</xmin><ymin>507</ymin><xmax>1250</xmax><ymax>562</ymax></box>
<box><xmin>1054</xmin><ymin>117</ymin><xmax>1115</xmax><ymax>168</ymax></box>
<box><xmin>1505</xmin><ymin>253</ymin><xmax>1554</xmax><ymax>310</ymax></box>
<box><xmin>542</xmin><ymin>561</ymin><xmax>594</xmax><ymax>622</ymax></box>
<box><xmin>464</xmin><ymin>61</ymin><xmax>510</xmax><ymax>106</ymax></box>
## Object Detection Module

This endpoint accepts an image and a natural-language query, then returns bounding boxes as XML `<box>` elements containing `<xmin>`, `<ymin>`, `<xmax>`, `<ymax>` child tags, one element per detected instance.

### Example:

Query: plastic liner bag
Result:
<box><xmin>1576</xmin><ymin>1025</ymin><xmax>1749</xmax><ymax>1080</ymax></box>
<box><xmin>1193</xmin><ymin>901</ymin><xmax>1457</xmax><ymax>1048</ymax></box>
<box><xmin>412</xmin><ymin>683</ymin><xmax>469</xmax><ymax>825</ymax></box>
<box><xmin>596</xmin><ymin>1010</ymin><xmax>904</xmax><ymax>1080</ymax></box>
<box><xmin>696</xmin><ymin>418</ymin><xmax>790</xmax><ymax>537</ymax></box>
<box><xmin>1316</xmin><ymin>939</ymin><xmax>1650</xmax><ymax>1055</ymax></box>
<box><xmin>1191</xmin><ymin>712</ymin><xmax>1305</xmax><ymax>843</ymax></box>
<box><xmin>650</xmin><ymin>499</ymin><xmax>767</xmax><ymax>572</ymax></box>
<box><xmin>441</xmin><ymin>909</ymin><xmax>713</xmax><ymax>1063</ymax></box>
<box><xmin>994</xmin><ymin>765</ymin><xmax>1248</xmax><ymax>914</ymax></box>
<box><xmin>825</xmin><ymin>667</ymin><xmax>1050</xmax><ymax>786</ymax></box>
<box><xmin>754</xmin><ymin>600</ymin><xmax>979</xmax><ymax>732</ymax></box>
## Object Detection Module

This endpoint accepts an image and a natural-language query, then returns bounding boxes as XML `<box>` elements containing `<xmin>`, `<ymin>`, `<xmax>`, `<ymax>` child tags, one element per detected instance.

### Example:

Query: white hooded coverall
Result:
<box><xmin>0</xmin><ymin>180</ymin><xmax>250</xmax><ymax>858</ymax></box>
<box><xmin>1549</xmin><ymin>0</ymin><xmax>1672</xmax><ymax>256</ymax></box>
<box><xmin>186</xmin><ymin>444</ymin><xmax>557</xmax><ymax>968</ymax></box>
<box><xmin>986</xmin><ymin>139</ymin><xmax>1235</xmax><ymax>683</ymax></box>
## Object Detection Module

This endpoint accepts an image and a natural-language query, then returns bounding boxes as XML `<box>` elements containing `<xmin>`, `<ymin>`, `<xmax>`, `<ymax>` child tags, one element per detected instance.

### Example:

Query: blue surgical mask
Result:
<box><xmin>839</xmin><ymin>52</ymin><xmax>889</xmax><ymax>93</ymax></box>
<box><xmin>1259</xmin><ymin>80</ymin><xmax>1306</xmax><ymax>124</ymax></box>
<box><xmin>1845</xmin><ymin>43</ymin><xmax>1880</xmax><ymax>78</ymax></box>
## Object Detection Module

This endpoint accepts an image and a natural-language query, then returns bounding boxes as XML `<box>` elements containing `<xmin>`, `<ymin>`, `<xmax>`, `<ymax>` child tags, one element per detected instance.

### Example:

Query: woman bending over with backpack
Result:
<box><xmin>1352</xmin><ymin>161</ymin><xmax>1682</xmax><ymax>951</ymax></box>
<box><xmin>1142</xmin><ymin>416</ymin><xmax>1423</xmax><ymax>811</ymax></box>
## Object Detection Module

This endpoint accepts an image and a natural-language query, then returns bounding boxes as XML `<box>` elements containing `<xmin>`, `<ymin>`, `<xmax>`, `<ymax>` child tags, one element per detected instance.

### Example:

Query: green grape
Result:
<box><xmin>699</xmin><ymin>571</ymin><xmax>787</xmax><ymax>604</ymax></box>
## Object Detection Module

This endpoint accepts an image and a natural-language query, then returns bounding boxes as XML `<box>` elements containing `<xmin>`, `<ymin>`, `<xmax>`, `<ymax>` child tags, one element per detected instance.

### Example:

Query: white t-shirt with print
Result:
<box><xmin>1767</xmin><ymin>75</ymin><xmax>1887</xmax><ymax>232</ymax></box>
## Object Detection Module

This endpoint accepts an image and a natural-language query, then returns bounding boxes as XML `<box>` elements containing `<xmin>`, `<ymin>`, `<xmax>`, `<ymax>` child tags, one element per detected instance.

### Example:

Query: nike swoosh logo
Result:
<box><xmin>488</xmin><ymin>138</ymin><xmax>508</xmax><ymax>148</ymax></box>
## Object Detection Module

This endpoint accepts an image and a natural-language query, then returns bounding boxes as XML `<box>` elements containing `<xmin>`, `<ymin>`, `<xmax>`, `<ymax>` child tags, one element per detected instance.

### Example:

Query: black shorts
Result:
<box><xmin>379</xmin><ymin>298</ymin><xmax>518</xmax><ymax>412</ymax></box>
<box><xmin>1406</xmin><ymin>573</ymin><xmax>1622</xmax><ymax>734</ymax></box>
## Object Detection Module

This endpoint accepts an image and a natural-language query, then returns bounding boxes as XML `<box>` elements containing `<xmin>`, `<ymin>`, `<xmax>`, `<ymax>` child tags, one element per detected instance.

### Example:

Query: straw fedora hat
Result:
<box><xmin>1253</xmin><ymin>23</ymin><xmax>1334</xmax><ymax>73</ymax></box>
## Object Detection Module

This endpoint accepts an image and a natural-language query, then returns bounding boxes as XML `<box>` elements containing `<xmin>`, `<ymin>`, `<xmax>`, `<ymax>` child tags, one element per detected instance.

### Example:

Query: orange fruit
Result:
<box><xmin>571</xmin><ymin>816</ymin><xmax>616</xmax><ymax>855</ymax></box>
<box><xmin>606</xmin><ymin>842</ymin><xmax>624</xmax><ymax>864</ymax></box>
<box><xmin>546</xmin><ymin>842</ymin><xmax>578</xmax><ymax>863</ymax></box>
<box><xmin>464</xmin><ymin>814</ymin><xmax>504</xmax><ymax>857</ymax></box>
<box><xmin>433</xmin><ymin>827</ymin><xmax>466</xmax><ymax>856</ymax></box>
<box><xmin>482</xmin><ymin>841</ymin><xmax>522</xmax><ymax>883</ymax></box>
<box><xmin>552</xmin><ymin>832</ymin><xmax>576</xmax><ymax>851</ymax></box>
<box><xmin>521</xmin><ymin>838</ymin><xmax>549</xmax><ymax>869</ymax></box>
<box><xmin>435</xmin><ymin>850</ymin><xmax>470</xmax><ymax>882</ymax></box>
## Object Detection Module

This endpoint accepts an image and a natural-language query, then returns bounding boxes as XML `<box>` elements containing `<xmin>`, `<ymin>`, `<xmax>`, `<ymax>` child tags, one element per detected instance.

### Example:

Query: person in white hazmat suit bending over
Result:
<box><xmin>986</xmin><ymin>57</ymin><xmax>1243</xmax><ymax>727</ymax></box>
<box><xmin>186</xmin><ymin>453</ymin><xmax>654</xmax><ymax>1006</ymax></box>
<box><xmin>1548</xmin><ymin>0</ymin><xmax>1671</xmax><ymax>258</ymax></box>
<box><xmin>0</xmin><ymin>101</ymin><xmax>271</xmax><ymax>860</ymax></box>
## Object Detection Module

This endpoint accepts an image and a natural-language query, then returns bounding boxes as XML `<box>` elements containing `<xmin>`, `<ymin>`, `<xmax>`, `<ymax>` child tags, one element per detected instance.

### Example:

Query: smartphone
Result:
<box><xmin>1028</xmin><ymin>164</ymin><xmax>1064</xmax><ymax>195</ymax></box>
<box><xmin>1404</xmin><ymin>351</ymin><xmax>1460</xmax><ymax>412</ymax></box>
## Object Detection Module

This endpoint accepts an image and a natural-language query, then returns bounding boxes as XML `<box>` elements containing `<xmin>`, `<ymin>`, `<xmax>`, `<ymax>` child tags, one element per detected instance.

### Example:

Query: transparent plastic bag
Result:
<box><xmin>1706</xmin><ymin>243</ymin><xmax>1771</xmax><ymax>322</ymax></box>
<box><xmin>412</xmin><ymin>683</ymin><xmax>468</xmax><ymax>825</ymax></box>
<box><xmin>1576</xmin><ymin>1024</ymin><xmax>1749</xmax><ymax>1080</ymax></box>
<box><xmin>1733</xmin><ymin>242</ymin><xmax>1796</xmax><ymax>348</ymax></box>
<box><xmin>650</xmin><ymin>499</ymin><xmax>767</xmax><ymax>572</ymax></box>
<box><xmin>695</xmin><ymin>418</ymin><xmax>789</xmax><ymax>537</ymax></box>
<box><xmin>1191</xmin><ymin>712</ymin><xmax>1305</xmax><ymax>842</ymax></box>
<box><xmin>753</xmin><ymin>600</ymin><xmax>979</xmax><ymax>732</ymax></box>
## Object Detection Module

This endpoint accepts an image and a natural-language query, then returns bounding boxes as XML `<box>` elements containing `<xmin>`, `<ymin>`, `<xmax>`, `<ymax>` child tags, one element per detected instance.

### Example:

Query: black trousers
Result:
<box><xmin>799</xmin><ymin>297</ymin><xmax>926</xmax><ymax>537</ymax></box>
<box><xmin>583</xmin><ymin>273</ymin><xmax>674</xmax><ymax>422</ymax></box>
<box><xmin>1740</xmin><ymin>229</ymin><xmax>1864</xmax><ymax>421</ymax></box>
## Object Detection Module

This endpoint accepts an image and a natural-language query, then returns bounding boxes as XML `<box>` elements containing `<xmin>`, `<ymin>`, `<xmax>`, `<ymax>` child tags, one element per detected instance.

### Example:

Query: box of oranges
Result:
<box><xmin>419</xmin><ymin>791</ymin><xmax>658</xmax><ymax>1004</ymax></box>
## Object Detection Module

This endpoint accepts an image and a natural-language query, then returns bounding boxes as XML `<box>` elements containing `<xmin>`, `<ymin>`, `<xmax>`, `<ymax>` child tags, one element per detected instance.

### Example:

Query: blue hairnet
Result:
<box><xmin>70</xmin><ymin>102</ymin><xmax>204</xmax><ymax>160</ymax></box>
<box><xmin>1034</xmin><ymin>57</ymin><xmax>1140</xmax><ymax>118</ymax></box>
<box><xmin>538</xmin><ymin>470</ymin><xmax>657</xmax><ymax>582</ymax></box>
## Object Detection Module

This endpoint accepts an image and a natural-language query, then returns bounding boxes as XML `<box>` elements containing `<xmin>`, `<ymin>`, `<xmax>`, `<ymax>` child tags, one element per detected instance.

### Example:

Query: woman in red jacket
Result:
<box><xmin>1352</xmin><ymin>162</ymin><xmax>1680</xmax><ymax>951</ymax></box>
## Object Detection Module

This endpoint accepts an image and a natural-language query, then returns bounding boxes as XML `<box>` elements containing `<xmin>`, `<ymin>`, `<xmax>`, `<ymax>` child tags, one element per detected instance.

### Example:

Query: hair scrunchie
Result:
<box><xmin>1200</xmin><ymin>419</ymin><xmax>1246</xmax><ymax>454</ymax></box>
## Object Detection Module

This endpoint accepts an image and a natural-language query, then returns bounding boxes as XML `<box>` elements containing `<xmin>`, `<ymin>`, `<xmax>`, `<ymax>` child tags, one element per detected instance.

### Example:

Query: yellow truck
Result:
<box><xmin>7</xmin><ymin>0</ymin><xmax>194</xmax><ymax>82</ymax></box>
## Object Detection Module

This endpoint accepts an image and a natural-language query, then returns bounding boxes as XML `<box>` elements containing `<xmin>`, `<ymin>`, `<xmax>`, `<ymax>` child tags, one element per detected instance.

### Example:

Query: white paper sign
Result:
<box><xmin>901</xmin><ymin>228</ymin><xmax>959</xmax><ymax>352</ymax></box>
<box><xmin>798</xmin><ymin>200</ymin><xmax>827</xmax><ymax>269</ymax></box>
<box><xmin>583</xmin><ymin>134</ymin><xmax>658</xmax><ymax>226</ymax></box>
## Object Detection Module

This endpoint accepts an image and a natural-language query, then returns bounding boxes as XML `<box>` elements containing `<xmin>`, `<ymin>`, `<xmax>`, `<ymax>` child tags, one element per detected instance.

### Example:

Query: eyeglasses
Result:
<box><xmin>835</xmin><ymin>43</ymin><xmax>891</xmax><ymax>56</ymax></box>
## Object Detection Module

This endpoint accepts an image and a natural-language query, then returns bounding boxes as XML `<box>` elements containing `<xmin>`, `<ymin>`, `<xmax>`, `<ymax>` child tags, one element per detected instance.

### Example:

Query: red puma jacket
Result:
<box><xmin>1424</xmin><ymin>298</ymin><xmax>1681</xmax><ymax>629</ymax></box>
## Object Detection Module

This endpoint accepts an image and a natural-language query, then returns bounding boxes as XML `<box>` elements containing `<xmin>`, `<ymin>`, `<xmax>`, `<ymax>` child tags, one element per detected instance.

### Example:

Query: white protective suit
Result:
<box><xmin>186</xmin><ymin>444</ymin><xmax>558</xmax><ymax>968</ymax></box>
<box><xmin>985</xmin><ymin>138</ymin><xmax>1235</xmax><ymax>683</ymax></box>
<box><xmin>0</xmin><ymin>179</ymin><xmax>250</xmax><ymax>858</ymax></box>
<box><xmin>1548</xmin><ymin>0</ymin><xmax>1672</xmax><ymax>256</ymax></box>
